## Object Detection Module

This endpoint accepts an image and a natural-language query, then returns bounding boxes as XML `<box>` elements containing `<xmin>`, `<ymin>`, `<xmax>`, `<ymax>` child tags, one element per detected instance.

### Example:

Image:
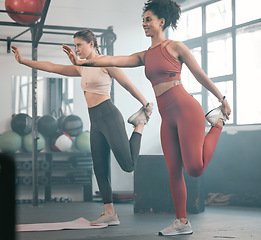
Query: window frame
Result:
<box><xmin>173</xmin><ymin>0</ymin><xmax>261</xmax><ymax>126</ymax></box>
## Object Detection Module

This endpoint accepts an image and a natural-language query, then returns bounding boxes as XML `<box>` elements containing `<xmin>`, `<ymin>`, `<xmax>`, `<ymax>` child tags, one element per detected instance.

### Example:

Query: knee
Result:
<box><xmin>121</xmin><ymin>165</ymin><xmax>134</xmax><ymax>173</ymax></box>
<box><xmin>120</xmin><ymin>161</ymin><xmax>134</xmax><ymax>173</ymax></box>
<box><xmin>185</xmin><ymin>166</ymin><xmax>203</xmax><ymax>178</ymax></box>
<box><xmin>123</xmin><ymin>168</ymin><xmax>133</xmax><ymax>173</ymax></box>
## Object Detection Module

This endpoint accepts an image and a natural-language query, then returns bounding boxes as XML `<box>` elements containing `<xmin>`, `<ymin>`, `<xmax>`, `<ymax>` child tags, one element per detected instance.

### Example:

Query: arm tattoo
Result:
<box><xmin>80</xmin><ymin>60</ymin><xmax>95</xmax><ymax>67</ymax></box>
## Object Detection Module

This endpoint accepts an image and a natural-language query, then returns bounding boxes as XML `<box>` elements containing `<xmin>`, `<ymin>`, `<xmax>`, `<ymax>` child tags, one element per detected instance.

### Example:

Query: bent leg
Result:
<box><xmin>178</xmin><ymin>98</ymin><xmax>222</xmax><ymax>177</ymax></box>
<box><xmin>102</xmin><ymin>109</ymin><xmax>142</xmax><ymax>172</ymax></box>
<box><xmin>203</xmin><ymin>124</ymin><xmax>222</xmax><ymax>167</ymax></box>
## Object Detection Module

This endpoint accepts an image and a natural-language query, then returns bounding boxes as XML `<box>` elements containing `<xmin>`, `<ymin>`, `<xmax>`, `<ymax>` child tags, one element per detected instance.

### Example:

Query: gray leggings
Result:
<box><xmin>88</xmin><ymin>99</ymin><xmax>142</xmax><ymax>204</ymax></box>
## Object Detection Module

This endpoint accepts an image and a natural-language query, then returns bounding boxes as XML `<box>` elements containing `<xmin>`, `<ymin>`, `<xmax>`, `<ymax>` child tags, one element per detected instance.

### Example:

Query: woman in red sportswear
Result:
<box><xmin>63</xmin><ymin>0</ymin><xmax>231</xmax><ymax>236</ymax></box>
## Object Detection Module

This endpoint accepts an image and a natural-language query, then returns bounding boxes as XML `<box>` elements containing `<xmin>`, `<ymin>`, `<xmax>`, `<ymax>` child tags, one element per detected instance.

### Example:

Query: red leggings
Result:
<box><xmin>156</xmin><ymin>85</ymin><xmax>222</xmax><ymax>219</ymax></box>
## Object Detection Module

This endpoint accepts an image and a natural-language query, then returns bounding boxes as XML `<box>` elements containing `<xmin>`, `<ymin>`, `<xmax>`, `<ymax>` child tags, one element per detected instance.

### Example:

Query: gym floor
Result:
<box><xmin>16</xmin><ymin>201</ymin><xmax>261</xmax><ymax>240</ymax></box>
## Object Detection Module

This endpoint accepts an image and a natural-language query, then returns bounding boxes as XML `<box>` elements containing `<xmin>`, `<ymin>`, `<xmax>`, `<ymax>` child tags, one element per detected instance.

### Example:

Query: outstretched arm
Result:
<box><xmin>174</xmin><ymin>41</ymin><xmax>231</xmax><ymax>119</ymax></box>
<box><xmin>106</xmin><ymin>67</ymin><xmax>152</xmax><ymax>117</ymax></box>
<box><xmin>11</xmin><ymin>45</ymin><xmax>80</xmax><ymax>77</ymax></box>
<box><xmin>63</xmin><ymin>44</ymin><xmax>145</xmax><ymax>68</ymax></box>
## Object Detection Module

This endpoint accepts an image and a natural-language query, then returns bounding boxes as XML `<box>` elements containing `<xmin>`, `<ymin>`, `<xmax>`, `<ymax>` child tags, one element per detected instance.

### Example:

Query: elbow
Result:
<box><xmin>48</xmin><ymin>62</ymin><xmax>62</xmax><ymax>74</ymax></box>
<box><xmin>48</xmin><ymin>62</ymin><xmax>57</xmax><ymax>72</ymax></box>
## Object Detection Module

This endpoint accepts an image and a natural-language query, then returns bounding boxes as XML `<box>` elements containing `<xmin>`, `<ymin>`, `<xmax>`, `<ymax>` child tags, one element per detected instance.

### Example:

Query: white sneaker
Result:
<box><xmin>127</xmin><ymin>103</ymin><xmax>153</xmax><ymax>127</ymax></box>
<box><xmin>90</xmin><ymin>212</ymin><xmax>120</xmax><ymax>226</ymax></box>
<box><xmin>205</xmin><ymin>105</ymin><xmax>226</xmax><ymax>126</ymax></box>
<box><xmin>158</xmin><ymin>219</ymin><xmax>193</xmax><ymax>236</ymax></box>
<box><xmin>144</xmin><ymin>102</ymin><xmax>153</xmax><ymax>118</ymax></box>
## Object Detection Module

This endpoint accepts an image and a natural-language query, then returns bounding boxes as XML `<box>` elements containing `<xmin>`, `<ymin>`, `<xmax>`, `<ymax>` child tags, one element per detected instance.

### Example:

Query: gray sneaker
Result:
<box><xmin>127</xmin><ymin>103</ymin><xmax>153</xmax><ymax>127</ymax></box>
<box><xmin>90</xmin><ymin>212</ymin><xmax>120</xmax><ymax>226</ymax></box>
<box><xmin>205</xmin><ymin>105</ymin><xmax>226</xmax><ymax>126</ymax></box>
<box><xmin>158</xmin><ymin>219</ymin><xmax>193</xmax><ymax>236</ymax></box>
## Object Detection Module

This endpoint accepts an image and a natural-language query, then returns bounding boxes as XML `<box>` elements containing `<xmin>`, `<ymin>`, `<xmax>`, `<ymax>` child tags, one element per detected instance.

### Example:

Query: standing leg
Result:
<box><xmin>160</xmin><ymin>119</ymin><xmax>187</xmax><ymax>219</ymax></box>
<box><xmin>89</xmin><ymin>127</ymin><xmax>120</xmax><ymax>226</ymax></box>
<box><xmin>90</xmin><ymin>127</ymin><xmax>112</xmax><ymax>204</ymax></box>
<box><xmin>158</xmin><ymin>117</ymin><xmax>193</xmax><ymax>236</ymax></box>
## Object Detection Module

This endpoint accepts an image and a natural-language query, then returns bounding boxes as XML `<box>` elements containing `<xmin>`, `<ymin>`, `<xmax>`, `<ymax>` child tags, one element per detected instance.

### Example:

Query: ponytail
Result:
<box><xmin>143</xmin><ymin>0</ymin><xmax>181</xmax><ymax>30</ymax></box>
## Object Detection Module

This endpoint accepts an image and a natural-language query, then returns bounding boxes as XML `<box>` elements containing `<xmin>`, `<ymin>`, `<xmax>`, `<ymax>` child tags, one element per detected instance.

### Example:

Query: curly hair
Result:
<box><xmin>143</xmin><ymin>0</ymin><xmax>181</xmax><ymax>30</ymax></box>
<box><xmin>73</xmin><ymin>30</ymin><xmax>101</xmax><ymax>55</ymax></box>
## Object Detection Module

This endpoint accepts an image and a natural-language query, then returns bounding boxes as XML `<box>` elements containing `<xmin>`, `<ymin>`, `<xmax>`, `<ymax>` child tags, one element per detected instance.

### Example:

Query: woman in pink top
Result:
<box><xmin>11</xmin><ymin>29</ymin><xmax>153</xmax><ymax>226</ymax></box>
<box><xmin>63</xmin><ymin>0</ymin><xmax>231</xmax><ymax>236</ymax></box>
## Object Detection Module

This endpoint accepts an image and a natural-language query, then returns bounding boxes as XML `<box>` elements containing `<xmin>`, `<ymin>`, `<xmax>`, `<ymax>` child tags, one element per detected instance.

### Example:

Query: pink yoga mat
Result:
<box><xmin>16</xmin><ymin>217</ymin><xmax>108</xmax><ymax>232</ymax></box>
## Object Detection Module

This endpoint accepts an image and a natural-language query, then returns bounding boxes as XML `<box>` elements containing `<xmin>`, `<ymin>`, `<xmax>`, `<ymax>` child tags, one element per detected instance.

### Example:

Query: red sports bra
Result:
<box><xmin>144</xmin><ymin>40</ymin><xmax>182</xmax><ymax>87</ymax></box>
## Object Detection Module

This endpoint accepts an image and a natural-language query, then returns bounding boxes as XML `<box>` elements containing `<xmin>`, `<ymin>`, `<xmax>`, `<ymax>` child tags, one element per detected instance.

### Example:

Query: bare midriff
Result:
<box><xmin>84</xmin><ymin>91</ymin><xmax>110</xmax><ymax>108</ymax></box>
<box><xmin>153</xmin><ymin>80</ymin><xmax>182</xmax><ymax>97</ymax></box>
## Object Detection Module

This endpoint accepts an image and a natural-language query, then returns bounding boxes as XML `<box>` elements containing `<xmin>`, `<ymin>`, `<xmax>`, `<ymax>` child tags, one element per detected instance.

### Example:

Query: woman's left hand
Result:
<box><xmin>221</xmin><ymin>100</ymin><xmax>231</xmax><ymax>120</ymax></box>
<box><xmin>62</xmin><ymin>44</ymin><xmax>80</xmax><ymax>65</ymax></box>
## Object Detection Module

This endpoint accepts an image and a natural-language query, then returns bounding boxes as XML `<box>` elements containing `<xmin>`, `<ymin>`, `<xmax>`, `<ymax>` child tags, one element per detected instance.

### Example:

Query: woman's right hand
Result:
<box><xmin>11</xmin><ymin>45</ymin><xmax>24</xmax><ymax>64</ymax></box>
<box><xmin>62</xmin><ymin>44</ymin><xmax>81</xmax><ymax>65</ymax></box>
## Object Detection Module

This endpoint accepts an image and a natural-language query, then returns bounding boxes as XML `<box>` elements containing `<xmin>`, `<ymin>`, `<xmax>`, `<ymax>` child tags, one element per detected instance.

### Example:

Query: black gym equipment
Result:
<box><xmin>21</xmin><ymin>161</ymin><xmax>32</xmax><ymax>171</ymax></box>
<box><xmin>38</xmin><ymin>115</ymin><xmax>58</xmax><ymax>137</ymax></box>
<box><xmin>11</xmin><ymin>113</ymin><xmax>32</xmax><ymax>136</ymax></box>
<box><xmin>0</xmin><ymin>1</ymin><xmax>116</xmax><ymax>206</ymax></box>
<box><xmin>57</xmin><ymin>115</ymin><xmax>66</xmax><ymax>131</ymax></box>
<box><xmin>61</xmin><ymin>115</ymin><xmax>83</xmax><ymax>137</ymax></box>
<box><xmin>0</xmin><ymin>153</ymin><xmax>16</xmax><ymax>240</ymax></box>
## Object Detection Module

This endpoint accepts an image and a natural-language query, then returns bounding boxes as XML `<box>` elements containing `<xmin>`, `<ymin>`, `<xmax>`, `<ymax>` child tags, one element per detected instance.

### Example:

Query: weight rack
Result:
<box><xmin>0</xmin><ymin>0</ymin><xmax>116</xmax><ymax>206</ymax></box>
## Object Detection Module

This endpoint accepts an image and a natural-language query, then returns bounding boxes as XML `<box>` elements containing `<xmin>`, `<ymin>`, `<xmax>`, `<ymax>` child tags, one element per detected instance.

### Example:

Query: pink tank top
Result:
<box><xmin>144</xmin><ymin>40</ymin><xmax>182</xmax><ymax>87</ymax></box>
<box><xmin>80</xmin><ymin>66</ymin><xmax>112</xmax><ymax>95</ymax></box>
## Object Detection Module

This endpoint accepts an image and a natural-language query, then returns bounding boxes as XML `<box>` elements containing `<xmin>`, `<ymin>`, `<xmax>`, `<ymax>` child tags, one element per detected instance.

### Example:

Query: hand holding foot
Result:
<box><xmin>221</xmin><ymin>99</ymin><xmax>231</xmax><ymax>120</ymax></box>
<box><xmin>144</xmin><ymin>102</ymin><xmax>153</xmax><ymax>120</ymax></box>
<box><xmin>205</xmin><ymin>105</ymin><xmax>227</xmax><ymax>127</ymax></box>
<box><xmin>127</xmin><ymin>102</ymin><xmax>153</xmax><ymax>127</ymax></box>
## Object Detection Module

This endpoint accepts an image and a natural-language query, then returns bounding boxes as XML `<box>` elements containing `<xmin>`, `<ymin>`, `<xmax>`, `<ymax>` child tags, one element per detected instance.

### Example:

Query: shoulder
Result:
<box><xmin>167</xmin><ymin>40</ymin><xmax>188</xmax><ymax>51</ymax></box>
<box><xmin>131</xmin><ymin>50</ymin><xmax>147</xmax><ymax>56</ymax></box>
<box><xmin>132</xmin><ymin>50</ymin><xmax>147</xmax><ymax>65</ymax></box>
<box><xmin>93</xmin><ymin>55</ymin><xmax>112</xmax><ymax>74</ymax></box>
<box><xmin>104</xmin><ymin>66</ymin><xmax>120</xmax><ymax>77</ymax></box>
<box><xmin>131</xmin><ymin>50</ymin><xmax>147</xmax><ymax>60</ymax></box>
<box><xmin>167</xmin><ymin>40</ymin><xmax>191</xmax><ymax>60</ymax></box>
<box><xmin>105</xmin><ymin>66</ymin><xmax>123</xmax><ymax>74</ymax></box>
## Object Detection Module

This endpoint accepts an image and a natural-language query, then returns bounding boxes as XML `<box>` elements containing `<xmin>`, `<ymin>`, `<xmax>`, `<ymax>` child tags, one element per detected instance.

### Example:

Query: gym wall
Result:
<box><xmin>204</xmin><ymin>129</ymin><xmax>261</xmax><ymax>207</ymax></box>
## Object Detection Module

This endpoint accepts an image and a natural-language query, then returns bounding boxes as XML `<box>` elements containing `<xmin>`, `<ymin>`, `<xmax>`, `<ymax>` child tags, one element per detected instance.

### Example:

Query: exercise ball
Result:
<box><xmin>38</xmin><ymin>115</ymin><xmax>58</xmax><ymax>137</ymax></box>
<box><xmin>75</xmin><ymin>131</ymin><xmax>91</xmax><ymax>153</ymax></box>
<box><xmin>23</xmin><ymin>132</ymin><xmax>45</xmax><ymax>152</ymax></box>
<box><xmin>50</xmin><ymin>131</ymin><xmax>72</xmax><ymax>152</ymax></box>
<box><xmin>61</xmin><ymin>115</ymin><xmax>83</xmax><ymax>137</ymax></box>
<box><xmin>11</xmin><ymin>113</ymin><xmax>32</xmax><ymax>136</ymax></box>
<box><xmin>5</xmin><ymin>0</ymin><xmax>46</xmax><ymax>25</ymax></box>
<box><xmin>0</xmin><ymin>131</ymin><xmax>22</xmax><ymax>153</ymax></box>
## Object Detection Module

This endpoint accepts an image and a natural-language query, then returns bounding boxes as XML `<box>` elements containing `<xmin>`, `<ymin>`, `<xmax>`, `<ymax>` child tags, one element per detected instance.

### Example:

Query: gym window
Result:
<box><xmin>12</xmin><ymin>76</ymin><xmax>74</xmax><ymax>117</ymax></box>
<box><xmin>168</xmin><ymin>0</ymin><xmax>261</xmax><ymax>126</ymax></box>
